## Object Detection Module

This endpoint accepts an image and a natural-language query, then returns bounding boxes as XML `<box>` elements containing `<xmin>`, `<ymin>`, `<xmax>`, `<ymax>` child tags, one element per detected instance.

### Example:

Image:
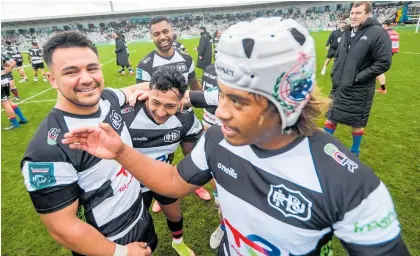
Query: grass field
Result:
<box><xmin>1</xmin><ymin>28</ymin><xmax>420</xmax><ymax>256</ymax></box>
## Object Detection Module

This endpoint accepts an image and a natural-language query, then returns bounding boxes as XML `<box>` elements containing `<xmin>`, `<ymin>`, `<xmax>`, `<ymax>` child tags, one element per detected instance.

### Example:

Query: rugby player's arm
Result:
<box><xmin>39</xmin><ymin>200</ymin><xmax>117</xmax><ymax>256</ymax></box>
<box><xmin>116</xmin><ymin>145</ymin><xmax>199</xmax><ymax>198</ymax></box>
<box><xmin>188</xmin><ymin>76</ymin><xmax>202</xmax><ymax>91</ymax></box>
<box><xmin>120</xmin><ymin>82</ymin><xmax>150</xmax><ymax>101</ymax></box>
<box><xmin>180</xmin><ymin>142</ymin><xmax>195</xmax><ymax>156</ymax></box>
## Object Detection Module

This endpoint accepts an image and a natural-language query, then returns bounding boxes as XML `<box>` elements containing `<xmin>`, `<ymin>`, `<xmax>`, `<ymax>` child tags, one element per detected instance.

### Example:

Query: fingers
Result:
<box><xmin>145</xmin><ymin>246</ymin><xmax>152</xmax><ymax>255</ymax></box>
<box><xmin>99</xmin><ymin>122</ymin><xmax>114</xmax><ymax>133</ymax></box>
<box><xmin>64</xmin><ymin>127</ymin><xmax>96</xmax><ymax>137</ymax></box>
<box><xmin>137</xmin><ymin>91</ymin><xmax>149</xmax><ymax>101</ymax></box>
<box><xmin>68</xmin><ymin>143</ymin><xmax>88</xmax><ymax>151</ymax></box>
<box><xmin>62</xmin><ymin>136</ymin><xmax>88</xmax><ymax>145</ymax></box>
<box><xmin>137</xmin><ymin>242</ymin><xmax>148</xmax><ymax>248</ymax></box>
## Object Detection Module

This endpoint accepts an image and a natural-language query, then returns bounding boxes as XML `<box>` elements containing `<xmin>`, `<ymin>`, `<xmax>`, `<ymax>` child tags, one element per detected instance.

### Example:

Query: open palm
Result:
<box><xmin>62</xmin><ymin>123</ymin><xmax>124</xmax><ymax>159</ymax></box>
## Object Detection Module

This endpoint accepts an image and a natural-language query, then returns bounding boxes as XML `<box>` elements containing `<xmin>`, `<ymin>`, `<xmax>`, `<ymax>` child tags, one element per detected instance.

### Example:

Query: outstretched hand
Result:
<box><xmin>61</xmin><ymin>123</ymin><xmax>125</xmax><ymax>159</ymax></box>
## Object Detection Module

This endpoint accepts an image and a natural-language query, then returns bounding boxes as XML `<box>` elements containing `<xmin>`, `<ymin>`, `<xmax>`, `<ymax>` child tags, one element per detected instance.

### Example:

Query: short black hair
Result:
<box><xmin>42</xmin><ymin>31</ymin><xmax>98</xmax><ymax>67</ymax></box>
<box><xmin>32</xmin><ymin>41</ymin><xmax>38</xmax><ymax>46</ymax></box>
<box><xmin>6</xmin><ymin>41</ymin><xmax>11</xmax><ymax>45</ymax></box>
<box><xmin>149</xmin><ymin>16</ymin><xmax>169</xmax><ymax>29</ymax></box>
<box><xmin>150</xmin><ymin>66</ymin><xmax>187</xmax><ymax>98</ymax></box>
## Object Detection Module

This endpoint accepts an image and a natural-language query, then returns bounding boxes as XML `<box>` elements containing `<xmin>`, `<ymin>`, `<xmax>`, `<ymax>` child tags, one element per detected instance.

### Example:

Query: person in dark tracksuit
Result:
<box><xmin>321</xmin><ymin>20</ymin><xmax>347</xmax><ymax>75</ymax></box>
<box><xmin>324</xmin><ymin>1</ymin><xmax>392</xmax><ymax>157</ymax></box>
<box><xmin>194</xmin><ymin>26</ymin><xmax>212</xmax><ymax>71</ymax></box>
<box><xmin>113</xmin><ymin>32</ymin><xmax>134</xmax><ymax>76</ymax></box>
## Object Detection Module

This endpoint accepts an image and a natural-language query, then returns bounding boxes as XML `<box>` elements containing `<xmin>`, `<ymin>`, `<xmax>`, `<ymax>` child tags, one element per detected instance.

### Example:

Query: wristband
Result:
<box><xmin>113</xmin><ymin>244</ymin><xmax>128</xmax><ymax>256</ymax></box>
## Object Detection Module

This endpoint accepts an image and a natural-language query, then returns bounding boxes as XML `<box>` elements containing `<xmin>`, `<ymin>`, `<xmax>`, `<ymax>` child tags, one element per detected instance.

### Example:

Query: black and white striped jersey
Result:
<box><xmin>177</xmin><ymin>127</ymin><xmax>409</xmax><ymax>256</ymax></box>
<box><xmin>172</xmin><ymin>41</ymin><xmax>187</xmax><ymax>53</ymax></box>
<box><xmin>28</xmin><ymin>48</ymin><xmax>43</xmax><ymax>64</ymax></box>
<box><xmin>121</xmin><ymin>101</ymin><xmax>203</xmax><ymax>192</ymax></box>
<box><xmin>201</xmin><ymin>64</ymin><xmax>220</xmax><ymax>126</ymax></box>
<box><xmin>5</xmin><ymin>46</ymin><xmax>23</xmax><ymax>62</ymax></box>
<box><xmin>135</xmin><ymin>49</ymin><xmax>196</xmax><ymax>84</ymax></box>
<box><xmin>20</xmin><ymin>89</ymin><xmax>154</xmax><ymax>245</ymax></box>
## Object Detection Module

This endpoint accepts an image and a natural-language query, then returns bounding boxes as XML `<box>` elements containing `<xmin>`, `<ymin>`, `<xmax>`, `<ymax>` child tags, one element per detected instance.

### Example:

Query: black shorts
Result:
<box><xmin>32</xmin><ymin>63</ymin><xmax>44</xmax><ymax>70</ymax></box>
<box><xmin>143</xmin><ymin>190</ymin><xmax>178</xmax><ymax>209</ymax></box>
<box><xmin>72</xmin><ymin>202</ymin><xmax>158</xmax><ymax>256</ymax></box>
<box><xmin>14</xmin><ymin>59</ymin><xmax>23</xmax><ymax>67</ymax></box>
<box><xmin>326</xmin><ymin>48</ymin><xmax>337</xmax><ymax>59</ymax></box>
<box><xmin>1</xmin><ymin>86</ymin><xmax>10</xmax><ymax>101</ymax></box>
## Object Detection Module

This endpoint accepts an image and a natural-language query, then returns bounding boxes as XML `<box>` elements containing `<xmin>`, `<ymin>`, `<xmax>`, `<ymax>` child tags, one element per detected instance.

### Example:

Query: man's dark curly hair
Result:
<box><xmin>150</xmin><ymin>66</ymin><xmax>187</xmax><ymax>98</ymax></box>
<box><xmin>42</xmin><ymin>31</ymin><xmax>98</xmax><ymax>67</ymax></box>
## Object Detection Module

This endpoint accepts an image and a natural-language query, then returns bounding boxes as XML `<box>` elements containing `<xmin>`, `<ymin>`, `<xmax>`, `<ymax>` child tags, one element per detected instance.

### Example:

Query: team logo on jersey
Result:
<box><xmin>176</xmin><ymin>63</ymin><xmax>188</xmax><ymax>73</ymax></box>
<box><xmin>121</xmin><ymin>106</ymin><xmax>134</xmax><ymax>114</ymax></box>
<box><xmin>110</xmin><ymin>110</ymin><xmax>122</xmax><ymax>130</ymax></box>
<box><xmin>324</xmin><ymin>143</ymin><xmax>358</xmax><ymax>173</ymax></box>
<box><xmin>47</xmin><ymin>128</ymin><xmax>61</xmax><ymax>145</ymax></box>
<box><xmin>28</xmin><ymin>162</ymin><xmax>56</xmax><ymax>190</ymax></box>
<box><xmin>143</xmin><ymin>57</ymin><xmax>152</xmax><ymax>64</ymax></box>
<box><xmin>164</xmin><ymin>130</ymin><xmax>180</xmax><ymax>143</ymax></box>
<box><xmin>268</xmin><ymin>184</ymin><xmax>312</xmax><ymax>221</ymax></box>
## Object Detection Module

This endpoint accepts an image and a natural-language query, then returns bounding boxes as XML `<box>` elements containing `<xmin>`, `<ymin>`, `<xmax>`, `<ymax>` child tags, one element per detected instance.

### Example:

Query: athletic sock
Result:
<box><xmin>351</xmin><ymin>130</ymin><xmax>364</xmax><ymax>156</ymax></box>
<box><xmin>323</xmin><ymin>121</ymin><xmax>337</xmax><ymax>134</ymax></box>
<box><xmin>9</xmin><ymin>117</ymin><xmax>20</xmax><ymax>128</ymax></box>
<box><xmin>12</xmin><ymin>105</ymin><xmax>27</xmax><ymax>122</ymax></box>
<box><xmin>167</xmin><ymin>216</ymin><xmax>184</xmax><ymax>244</ymax></box>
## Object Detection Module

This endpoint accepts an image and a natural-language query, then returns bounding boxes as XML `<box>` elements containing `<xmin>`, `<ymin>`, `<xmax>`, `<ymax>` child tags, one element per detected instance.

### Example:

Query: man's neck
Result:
<box><xmin>254</xmin><ymin>128</ymin><xmax>299</xmax><ymax>150</ymax></box>
<box><xmin>55</xmin><ymin>100</ymin><xmax>100</xmax><ymax>116</ymax></box>
<box><xmin>156</xmin><ymin>47</ymin><xmax>174</xmax><ymax>57</ymax></box>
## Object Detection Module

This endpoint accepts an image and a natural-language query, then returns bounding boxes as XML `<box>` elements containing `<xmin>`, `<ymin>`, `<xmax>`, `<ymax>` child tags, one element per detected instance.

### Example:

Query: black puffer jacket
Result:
<box><xmin>197</xmin><ymin>31</ymin><xmax>212</xmax><ymax>70</ymax></box>
<box><xmin>328</xmin><ymin>18</ymin><xmax>392</xmax><ymax>127</ymax></box>
<box><xmin>115</xmin><ymin>37</ymin><xmax>129</xmax><ymax>67</ymax></box>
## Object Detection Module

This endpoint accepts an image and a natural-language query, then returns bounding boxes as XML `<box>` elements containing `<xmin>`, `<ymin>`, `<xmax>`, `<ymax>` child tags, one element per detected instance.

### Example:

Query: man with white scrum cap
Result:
<box><xmin>63</xmin><ymin>18</ymin><xmax>409</xmax><ymax>256</ymax></box>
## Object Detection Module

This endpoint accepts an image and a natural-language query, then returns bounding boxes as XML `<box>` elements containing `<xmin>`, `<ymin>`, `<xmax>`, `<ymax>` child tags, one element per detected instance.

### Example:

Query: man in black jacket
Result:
<box><xmin>194</xmin><ymin>26</ymin><xmax>212</xmax><ymax>70</ymax></box>
<box><xmin>321</xmin><ymin>20</ymin><xmax>347</xmax><ymax>75</ymax></box>
<box><xmin>113</xmin><ymin>32</ymin><xmax>133</xmax><ymax>76</ymax></box>
<box><xmin>324</xmin><ymin>1</ymin><xmax>392</xmax><ymax>157</ymax></box>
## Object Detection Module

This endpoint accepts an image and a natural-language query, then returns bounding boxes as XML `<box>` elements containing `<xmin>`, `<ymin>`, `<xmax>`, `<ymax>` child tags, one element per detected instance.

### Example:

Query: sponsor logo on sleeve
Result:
<box><xmin>324</xmin><ymin>143</ymin><xmax>358</xmax><ymax>173</ymax></box>
<box><xmin>47</xmin><ymin>128</ymin><xmax>61</xmax><ymax>145</ymax></box>
<box><xmin>28</xmin><ymin>162</ymin><xmax>56</xmax><ymax>190</ymax></box>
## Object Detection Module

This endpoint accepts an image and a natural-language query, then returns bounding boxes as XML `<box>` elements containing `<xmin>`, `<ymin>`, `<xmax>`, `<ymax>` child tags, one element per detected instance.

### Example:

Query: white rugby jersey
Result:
<box><xmin>136</xmin><ymin>49</ymin><xmax>196</xmax><ymax>84</ymax></box>
<box><xmin>177</xmin><ymin>127</ymin><xmax>409</xmax><ymax>256</ymax></box>
<box><xmin>120</xmin><ymin>100</ymin><xmax>203</xmax><ymax>192</ymax></box>
<box><xmin>20</xmin><ymin>89</ymin><xmax>154</xmax><ymax>245</ymax></box>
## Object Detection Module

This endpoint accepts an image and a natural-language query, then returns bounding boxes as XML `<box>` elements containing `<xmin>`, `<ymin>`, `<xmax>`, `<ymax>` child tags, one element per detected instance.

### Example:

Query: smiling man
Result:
<box><xmin>122</xmin><ymin>65</ymin><xmax>202</xmax><ymax>256</ymax></box>
<box><xmin>135</xmin><ymin>15</ymin><xmax>210</xmax><ymax>210</ymax></box>
<box><xmin>20</xmin><ymin>31</ymin><xmax>154</xmax><ymax>256</ymax></box>
<box><xmin>63</xmin><ymin>18</ymin><xmax>409</xmax><ymax>256</ymax></box>
<box><xmin>136</xmin><ymin>16</ymin><xmax>201</xmax><ymax>91</ymax></box>
<box><xmin>324</xmin><ymin>1</ymin><xmax>392</xmax><ymax>156</ymax></box>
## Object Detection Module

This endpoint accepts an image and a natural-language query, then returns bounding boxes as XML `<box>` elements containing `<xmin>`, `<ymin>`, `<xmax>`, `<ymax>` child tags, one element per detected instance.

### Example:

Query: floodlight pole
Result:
<box><xmin>110</xmin><ymin>1</ymin><xmax>114</xmax><ymax>12</ymax></box>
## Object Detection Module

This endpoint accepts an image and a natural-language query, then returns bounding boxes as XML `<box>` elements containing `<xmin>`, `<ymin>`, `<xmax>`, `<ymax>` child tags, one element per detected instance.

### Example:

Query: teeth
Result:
<box><xmin>80</xmin><ymin>88</ymin><xmax>94</xmax><ymax>92</ymax></box>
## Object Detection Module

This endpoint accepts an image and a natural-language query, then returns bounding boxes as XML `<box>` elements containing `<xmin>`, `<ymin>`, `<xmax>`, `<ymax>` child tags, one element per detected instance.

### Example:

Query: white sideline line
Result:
<box><xmin>17</xmin><ymin>99</ymin><xmax>57</xmax><ymax>105</ymax></box>
<box><xmin>399</xmin><ymin>51</ymin><xmax>420</xmax><ymax>55</ymax></box>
